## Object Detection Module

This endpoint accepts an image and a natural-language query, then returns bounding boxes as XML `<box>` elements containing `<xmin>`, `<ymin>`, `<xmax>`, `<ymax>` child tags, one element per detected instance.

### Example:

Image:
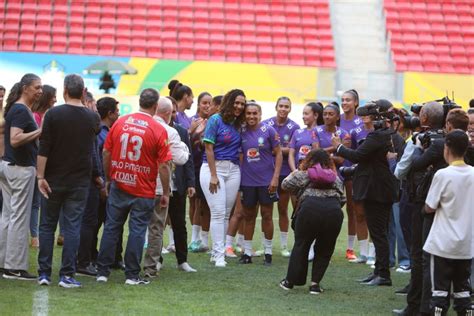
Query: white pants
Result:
<box><xmin>200</xmin><ymin>161</ymin><xmax>240</xmax><ymax>258</ymax></box>
<box><xmin>0</xmin><ymin>161</ymin><xmax>36</xmax><ymax>270</ymax></box>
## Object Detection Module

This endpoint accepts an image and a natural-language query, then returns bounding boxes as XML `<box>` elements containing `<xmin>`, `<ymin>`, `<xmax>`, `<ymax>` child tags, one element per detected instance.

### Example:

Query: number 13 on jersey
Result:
<box><xmin>120</xmin><ymin>133</ymin><xmax>143</xmax><ymax>161</ymax></box>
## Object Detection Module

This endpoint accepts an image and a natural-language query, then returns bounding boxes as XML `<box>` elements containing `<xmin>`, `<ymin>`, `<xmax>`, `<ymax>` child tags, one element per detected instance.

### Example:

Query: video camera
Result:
<box><xmin>412</xmin><ymin>129</ymin><xmax>445</xmax><ymax>149</ymax></box>
<box><xmin>356</xmin><ymin>101</ymin><xmax>397</xmax><ymax>130</ymax></box>
<box><xmin>339</xmin><ymin>165</ymin><xmax>357</xmax><ymax>180</ymax></box>
<box><xmin>404</xmin><ymin>95</ymin><xmax>461</xmax><ymax>131</ymax></box>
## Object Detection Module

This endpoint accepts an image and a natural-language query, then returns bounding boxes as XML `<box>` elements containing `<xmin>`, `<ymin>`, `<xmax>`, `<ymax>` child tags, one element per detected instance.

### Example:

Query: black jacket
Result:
<box><xmin>173</xmin><ymin>124</ymin><xmax>195</xmax><ymax>195</ymax></box>
<box><xmin>337</xmin><ymin>128</ymin><xmax>398</xmax><ymax>203</ymax></box>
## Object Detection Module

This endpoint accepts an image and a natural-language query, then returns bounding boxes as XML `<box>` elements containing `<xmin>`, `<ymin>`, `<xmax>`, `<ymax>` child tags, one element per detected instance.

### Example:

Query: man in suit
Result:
<box><xmin>332</xmin><ymin>100</ymin><xmax>398</xmax><ymax>286</ymax></box>
<box><xmin>166</xmin><ymin>99</ymin><xmax>197</xmax><ymax>272</ymax></box>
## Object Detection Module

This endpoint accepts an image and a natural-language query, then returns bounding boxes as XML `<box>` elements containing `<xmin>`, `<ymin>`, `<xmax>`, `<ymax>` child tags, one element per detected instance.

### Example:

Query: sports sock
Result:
<box><xmin>201</xmin><ymin>231</ymin><xmax>209</xmax><ymax>248</ymax></box>
<box><xmin>263</xmin><ymin>238</ymin><xmax>273</xmax><ymax>255</ymax></box>
<box><xmin>347</xmin><ymin>235</ymin><xmax>356</xmax><ymax>250</ymax></box>
<box><xmin>359</xmin><ymin>239</ymin><xmax>368</xmax><ymax>257</ymax></box>
<box><xmin>244</xmin><ymin>240</ymin><xmax>253</xmax><ymax>256</ymax></box>
<box><xmin>168</xmin><ymin>228</ymin><xmax>175</xmax><ymax>246</ymax></box>
<box><xmin>237</xmin><ymin>233</ymin><xmax>244</xmax><ymax>247</ymax></box>
<box><xmin>280</xmin><ymin>231</ymin><xmax>288</xmax><ymax>249</ymax></box>
<box><xmin>225</xmin><ymin>235</ymin><xmax>234</xmax><ymax>249</ymax></box>
<box><xmin>368</xmin><ymin>242</ymin><xmax>376</xmax><ymax>258</ymax></box>
<box><xmin>191</xmin><ymin>225</ymin><xmax>200</xmax><ymax>243</ymax></box>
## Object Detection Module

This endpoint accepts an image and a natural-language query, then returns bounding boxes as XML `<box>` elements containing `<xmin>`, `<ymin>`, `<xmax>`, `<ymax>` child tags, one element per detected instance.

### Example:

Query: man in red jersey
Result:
<box><xmin>95</xmin><ymin>88</ymin><xmax>171</xmax><ymax>285</ymax></box>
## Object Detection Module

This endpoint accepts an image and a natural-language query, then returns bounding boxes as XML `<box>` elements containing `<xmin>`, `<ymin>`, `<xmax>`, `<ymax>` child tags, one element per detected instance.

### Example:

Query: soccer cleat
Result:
<box><xmin>2</xmin><ymin>270</ymin><xmax>37</xmax><ymax>281</ymax></box>
<box><xmin>281</xmin><ymin>247</ymin><xmax>291</xmax><ymax>258</ymax></box>
<box><xmin>239</xmin><ymin>254</ymin><xmax>252</xmax><ymax>264</ymax></box>
<box><xmin>345</xmin><ymin>249</ymin><xmax>357</xmax><ymax>261</ymax></box>
<box><xmin>189</xmin><ymin>240</ymin><xmax>202</xmax><ymax>253</ymax></box>
<box><xmin>349</xmin><ymin>255</ymin><xmax>367</xmax><ymax>264</ymax></box>
<box><xmin>38</xmin><ymin>274</ymin><xmax>51</xmax><ymax>286</ymax></box>
<box><xmin>366</xmin><ymin>256</ymin><xmax>376</xmax><ymax>265</ymax></box>
<box><xmin>309</xmin><ymin>284</ymin><xmax>324</xmax><ymax>295</ymax></box>
<box><xmin>96</xmin><ymin>275</ymin><xmax>108</xmax><ymax>283</ymax></box>
<box><xmin>263</xmin><ymin>254</ymin><xmax>272</xmax><ymax>266</ymax></box>
<box><xmin>178</xmin><ymin>262</ymin><xmax>197</xmax><ymax>273</ymax></box>
<box><xmin>279</xmin><ymin>279</ymin><xmax>294</xmax><ymax>291</ymax></box>
<box><xmin>58</xmin><ymin>276</ymin><xmax>82</xmax><ymax>288</ymax></box>
<box><xmin>215</xmin><ymin>257</ymin><xmax>227</xmax><ymax>268</ymax></box>
<box><xmin>396</xmin><ymin>265</ymin><xmax>411</xmax><ymax>273</ymax></box>
<box><xmin>125</xmin><ymin>277</ymin><xmax>150</xmax><ymax>285</ymax></box>
<box><xmin>225</xmin><ymin>246</ymin><xmax>238</xmax><ymax>258</ymax></box>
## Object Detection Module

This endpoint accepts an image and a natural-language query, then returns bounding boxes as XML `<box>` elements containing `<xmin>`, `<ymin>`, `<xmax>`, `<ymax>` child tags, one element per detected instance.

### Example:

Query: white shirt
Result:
<box><xmin>423</xmin><ymin>164</ymin><xmax>474</xmax><ymax>259</ymax></box>
<box><xmin>154</xmin><ymin>115</ymin><xmax>190</xmax><ymax>195</ymax></box>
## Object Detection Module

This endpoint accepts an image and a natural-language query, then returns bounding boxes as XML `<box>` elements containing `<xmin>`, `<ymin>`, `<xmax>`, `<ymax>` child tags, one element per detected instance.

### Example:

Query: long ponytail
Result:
<box><xmin>4</xmin><ymin>73</ymin><xmax>41</xmax><ymax>118</ymax></box>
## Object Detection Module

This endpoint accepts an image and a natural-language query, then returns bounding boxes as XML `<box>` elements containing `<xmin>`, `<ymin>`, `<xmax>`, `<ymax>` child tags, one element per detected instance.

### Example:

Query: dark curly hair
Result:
<box><xmin>300</xmin><ymin>149</ymin><xmax>334</xmax><ymax>171</ymax></box>
<box><xmin>219</xmin><ymin>89</ymin><xmax>246</xmax><ymax>128</ymax></box>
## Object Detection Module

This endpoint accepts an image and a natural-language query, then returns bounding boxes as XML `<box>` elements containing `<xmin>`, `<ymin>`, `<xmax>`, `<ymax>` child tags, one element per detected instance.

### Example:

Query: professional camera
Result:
<box><xmin>356</xmin><ymin>101</ymin><xmax>397</xmax><ymax>130</ymax></box>
<box><xmin>410</xmin><ymin>104</ymin><xmax>423</xmax><ymax>115</ymax></box>
<box><xmin>411</xmin><ymin>129</ymin><xmax>445</xmax><ymax>149</ymax></box>
<box><xmin>339</xmin><ymin>165</ymin><xmax>357</xmax><ymax>179</ymax></box>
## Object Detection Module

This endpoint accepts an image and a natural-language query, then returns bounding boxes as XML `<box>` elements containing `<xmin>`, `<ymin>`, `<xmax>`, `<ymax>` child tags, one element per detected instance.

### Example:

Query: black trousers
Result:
<box><xmin>286</xmin><ymin>196</ymin><xmax>343</xmax><ymax>285</ymax></box>
<box><xmin>398</xmin><ymin>183</ymin><xmax>413</xmax><ymax>252</ymax></box>
<box><xmin>77</xmin><ymin>183</ymin><xmax>99</xmax><ymax>268</ymax></box>
<box><xmin>406</xmin><ymin>204</ymin><xmax>433</xmax><ymax>314</ymax></box>
<box><xmin>363</xmin><ymin>200</ymin><xmax>392</xmax><ymax>279</ymax></box>
<box><xmin>429</xmin><ymin>255</ymin><xmax>472</xmax><ymax>315</ymax></box>
<box><xmin>91</xmin><ymin>197</ymin><xmax>123</xmax><ymax>264</ymax></box>
<box><xmin>168</xmin><ymin>191</ymin><xmax>188</xmax><ymax>265</ymax></box>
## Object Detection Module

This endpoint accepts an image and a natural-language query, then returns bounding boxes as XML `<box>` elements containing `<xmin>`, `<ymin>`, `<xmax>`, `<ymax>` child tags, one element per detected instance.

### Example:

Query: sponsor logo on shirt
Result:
<box><xmin>299</xmin><ymin>145</ymin><xmax>311</xmax><ymax>157</ymax></box>
<box><xmin>125</xmin><ymin>116</ymin><xmax>149</xmax><ymax>128</ymax></box>
<box><xmin>122</xmin><ymin>125</ymin><xmax>146</xmax><ymax>135</ymax></box>
<box><xmin>247</xmin><ymin>147</ymin><xmax>260</xmax><ymax>162</ymax></box>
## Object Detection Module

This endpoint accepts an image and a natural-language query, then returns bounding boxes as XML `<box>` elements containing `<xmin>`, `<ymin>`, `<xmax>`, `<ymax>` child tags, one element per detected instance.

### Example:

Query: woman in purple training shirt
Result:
<box><xmin>288</xmin><ymin>103</ymin><xmax>320</xmax><ymax>172</ymax></box>
<box><xmin>239</xmin><ymin>102</ymin><xmax>282</xmax><ymax>266</ymax></box>
<box><xmin>169</xmin><ymin>80</ymin><xmax>194</xmax><ymax>130</ymax></box>
<box><xmin>261</xmin><ymin>97</ymin><xmax>300</xmax><ymax>257</ymax></box>
<box><xmin>339</xmin><ymin>89</ymin><xmax>365</xmax><ymax>262</ymax></box>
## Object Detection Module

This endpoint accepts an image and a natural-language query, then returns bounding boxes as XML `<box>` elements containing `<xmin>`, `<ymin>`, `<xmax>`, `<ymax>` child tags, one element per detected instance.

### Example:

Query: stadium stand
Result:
<box><xmin>384</xmin><ymin>0</ymin><xmax>474</xmax><ymax>74</ymax></box>
<box><xmin>0</xmin><ymin>0</ymin><xmax>336</xmax><ymax>68</ymax></box>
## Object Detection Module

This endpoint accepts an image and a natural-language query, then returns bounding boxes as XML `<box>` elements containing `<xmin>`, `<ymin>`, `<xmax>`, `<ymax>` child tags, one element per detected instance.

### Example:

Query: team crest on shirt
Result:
<box><xmin>287</xmin><ymin>123</ymin><xmax>294</xmax><ymax>129</ymax></box>
<box><xmin>247</xmin><ymin>148</ymin><xmax>260</xmax><ymax>162</ymax></box>
<box><xmin>258</xmin><ymin>137</ymin><xmax>265</xmax><ymax>147</ymax></box>
<box><xmin>284</xmin><ymin>134</ymin><xmax>289</xmax><ymax>141</ymax></box>
<box><xmin>354</xmin><ymin>118</ymin><xmax>362</xmax><ymax>125</ymax></box>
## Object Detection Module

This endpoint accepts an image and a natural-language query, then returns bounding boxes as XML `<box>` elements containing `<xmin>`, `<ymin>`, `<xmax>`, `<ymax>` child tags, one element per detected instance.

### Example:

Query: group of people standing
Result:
<box><xmin>0</xmin><ymin>73</ymin><xmax>472</xmax><ymax>316</ymax></box>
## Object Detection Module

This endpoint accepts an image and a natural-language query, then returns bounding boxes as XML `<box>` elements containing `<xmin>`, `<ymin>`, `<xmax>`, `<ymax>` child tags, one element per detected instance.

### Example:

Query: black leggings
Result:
<box><xmin>285</xmin><ymin>196</ymin><xmax>343</xmax><ymax>285</ymax></box>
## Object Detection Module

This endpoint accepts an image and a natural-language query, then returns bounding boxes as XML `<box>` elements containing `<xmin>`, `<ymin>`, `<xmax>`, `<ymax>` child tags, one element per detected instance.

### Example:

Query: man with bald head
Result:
<box><xmin>143</xmin><ymin>97</ymin><xmax>192</xmax><ymax>277</ymax></box>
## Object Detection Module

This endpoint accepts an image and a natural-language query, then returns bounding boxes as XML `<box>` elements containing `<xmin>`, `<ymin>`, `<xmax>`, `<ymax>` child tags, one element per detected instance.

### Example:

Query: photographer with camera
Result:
<box><xmin>332</xmin><ymin>100</ymin><xmax>398</xmax><ymax>286</ymax></box>
<box><xmin>393</xmin><ymin>101</ymin><xmax>449</xmax><ymax>316</ymax></box>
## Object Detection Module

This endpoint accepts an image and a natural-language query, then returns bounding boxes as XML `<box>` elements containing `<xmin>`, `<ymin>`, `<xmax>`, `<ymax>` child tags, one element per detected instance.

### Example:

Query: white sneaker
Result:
<box><xmin>125</xmin><ymin>277</ymin><xmax>150</xmax><ymax>285</ymax></box>
<box><xmin>166</xmin><ymin>244</ymin><xmax>176</xmax><ymax>253</ymax></box>
<box><xmin>161</xmin><ymin>247</ymin><xmax>170</xmax><ymax>255</ymax></box>
<box><xmin>396</xmin><ymin>265</ymin><xmax>411</xmax><ymax>273</ymax></box>
<box><xmin>178</xmin><ymin>262</ymin><xmax>197</xmax><ymax>273</ymax></box>
<box><xmin>366</xmin><ymin>257</ymin><xmax>376</xmax><ymax>265</ymax></box>
<box><xmin>281</xmin><ymin>247</ymin><xmax>291</xmax><ymax>258</ymax></box>
<box><xmin>215</xmin><ymin>257</ymin><xmax>227</xmax><ymax>268</ymax></box>
<box><xmin>96</xmin><ymin>275</ymin><xmax>108</xmax><ymax>283</ymax></box>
